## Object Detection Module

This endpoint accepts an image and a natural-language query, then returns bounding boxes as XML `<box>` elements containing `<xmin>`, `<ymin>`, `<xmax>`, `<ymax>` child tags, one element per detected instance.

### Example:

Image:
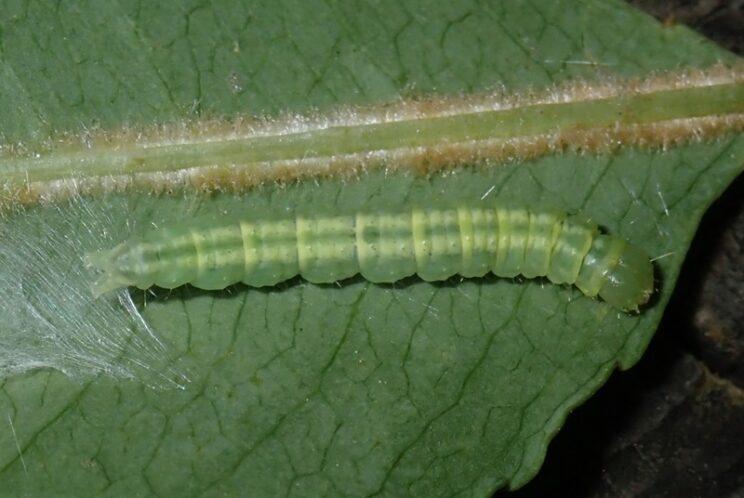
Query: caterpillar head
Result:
<box><xmin>597</xmin><ymin>243</ymin><xmax>654</xmax><ymax>312</ymax></box>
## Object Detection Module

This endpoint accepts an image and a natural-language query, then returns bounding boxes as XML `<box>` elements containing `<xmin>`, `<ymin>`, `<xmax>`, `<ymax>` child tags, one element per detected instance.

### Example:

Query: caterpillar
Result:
<box><xmin>85</xmin><ymin>205</ymin><xmax>654</xmax><ymax>312</ymax></box>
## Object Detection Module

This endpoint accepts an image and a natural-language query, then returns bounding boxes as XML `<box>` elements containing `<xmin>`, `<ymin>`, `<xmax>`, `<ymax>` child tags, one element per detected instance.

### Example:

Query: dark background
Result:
<box><xmin>502</xmin><ymin>2</ymin><xmax>744</xmax><ymax>496</ymax></box>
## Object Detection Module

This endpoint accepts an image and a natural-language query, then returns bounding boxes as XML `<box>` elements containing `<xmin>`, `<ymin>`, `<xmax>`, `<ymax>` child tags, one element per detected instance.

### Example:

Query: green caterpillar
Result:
<box><xmin>86</xmin><ymin>205</ymin><xmax>654</xmax><ymax>312</ymax></box>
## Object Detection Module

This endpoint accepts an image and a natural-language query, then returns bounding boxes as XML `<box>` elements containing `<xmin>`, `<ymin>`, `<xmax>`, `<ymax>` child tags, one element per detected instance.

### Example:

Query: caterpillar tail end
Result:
<box><xmin>83</xmin><ymin>247</ymin><xmax>130</xmax><ymax>298</ymax></box>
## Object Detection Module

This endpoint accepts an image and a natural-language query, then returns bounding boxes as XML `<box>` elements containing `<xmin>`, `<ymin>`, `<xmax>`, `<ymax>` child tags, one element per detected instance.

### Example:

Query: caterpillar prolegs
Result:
<box><xmin>86</xmin><ymin>205</ymin><xmax>654</xmax><ymax>312</ymax></box>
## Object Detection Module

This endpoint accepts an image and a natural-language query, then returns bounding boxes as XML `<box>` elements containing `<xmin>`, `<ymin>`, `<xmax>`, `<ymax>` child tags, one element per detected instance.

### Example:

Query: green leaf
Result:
<box><xmin>0</xmin><ymin>1</ymin><xmax>741</xmax><ymax>496</ymax></box>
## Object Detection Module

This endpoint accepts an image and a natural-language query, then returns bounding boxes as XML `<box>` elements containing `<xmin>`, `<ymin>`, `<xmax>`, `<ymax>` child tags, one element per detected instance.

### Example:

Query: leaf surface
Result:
<box><xmin>0</xmin><ymin>1</ymin><xmax>741</xmax><ymax>496</ymax></box>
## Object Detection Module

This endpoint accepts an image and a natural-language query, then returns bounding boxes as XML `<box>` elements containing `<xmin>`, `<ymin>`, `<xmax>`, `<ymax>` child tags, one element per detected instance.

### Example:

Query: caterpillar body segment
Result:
<box><xmin>87</xmin><ymin>205</ymin><xmax>654</xmax><ymax>311</ymax></box>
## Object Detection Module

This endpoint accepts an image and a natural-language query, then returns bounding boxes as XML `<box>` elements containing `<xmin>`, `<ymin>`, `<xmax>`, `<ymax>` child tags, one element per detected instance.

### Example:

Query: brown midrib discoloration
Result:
<box><xmin>4</xmin><ymin>64</ymin><xmax>742</xmax><ymax>206</ymax></box>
